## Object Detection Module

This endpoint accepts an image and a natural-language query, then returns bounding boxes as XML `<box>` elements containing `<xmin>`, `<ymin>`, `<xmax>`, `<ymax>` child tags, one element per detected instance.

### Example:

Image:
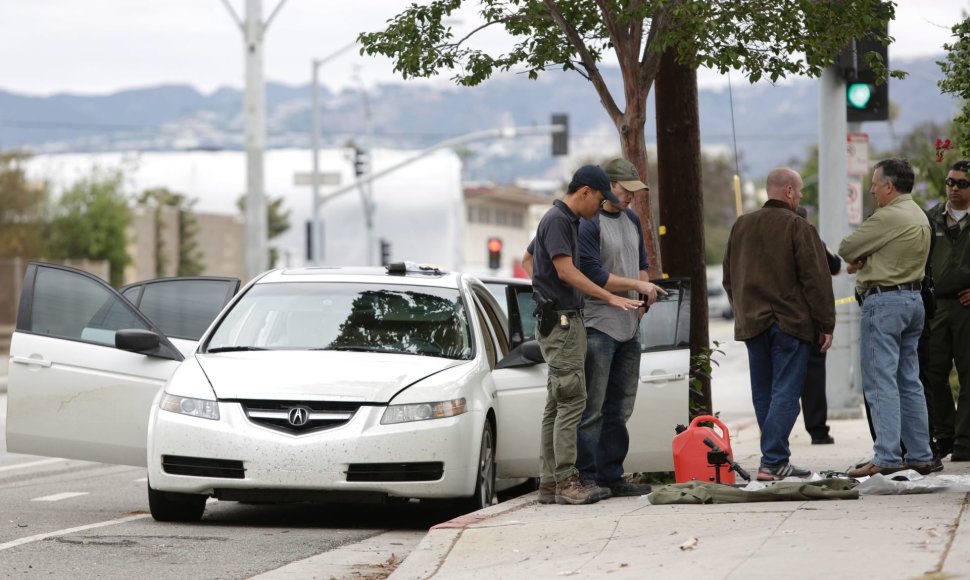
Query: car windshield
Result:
<box><xmin>204</xmin><ymin>282</ymin><xmax>472</xmax><ymax>360</ymax></box>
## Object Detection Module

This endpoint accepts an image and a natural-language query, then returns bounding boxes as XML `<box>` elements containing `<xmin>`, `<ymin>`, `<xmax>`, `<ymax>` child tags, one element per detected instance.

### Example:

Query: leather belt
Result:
<box><xmin>864</xmin><ymin>281</ymin><xmax>922</xmax><ymax>297</ymax></box>
<box><xmin>557</xmin><ymin>309</ymin><xmax>583</xmax><ymax>318</ymax></box>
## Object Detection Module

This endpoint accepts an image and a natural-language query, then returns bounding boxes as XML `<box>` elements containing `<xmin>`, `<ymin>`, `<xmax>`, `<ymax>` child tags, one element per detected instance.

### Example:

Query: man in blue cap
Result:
<box><xmin>526</xmin><ymin>165</ymin><xmax>644</xmax><ymax>505</ymax></box>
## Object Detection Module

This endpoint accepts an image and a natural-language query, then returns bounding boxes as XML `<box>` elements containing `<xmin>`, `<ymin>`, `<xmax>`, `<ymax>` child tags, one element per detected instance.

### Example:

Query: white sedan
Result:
<box><xmin>5</xmin><ymin>262</ymin><xmax>689</xmax><ymax>522</ymax></box>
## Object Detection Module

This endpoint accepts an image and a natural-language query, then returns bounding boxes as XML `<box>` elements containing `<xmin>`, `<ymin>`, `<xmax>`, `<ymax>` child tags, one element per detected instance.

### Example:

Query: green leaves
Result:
<box><xmin>44</xmin><ymin>166</ymin><xmax>131</xmax><ymax>287</ymax></box>
<box><xmin>360</xmin><ymin>0</ymin><xmax>898</xmax><ymax>90</ymax></box>
<box><xmin>939</xmin><ymin>16</ymin><xmax>970</xmax><ymax>158</ymax></box>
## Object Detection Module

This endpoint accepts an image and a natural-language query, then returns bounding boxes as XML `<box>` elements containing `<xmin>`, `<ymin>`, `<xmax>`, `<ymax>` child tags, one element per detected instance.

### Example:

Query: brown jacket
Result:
<box><xmin>723</xmin><ymin>200</ymin><xmax>836</xmax><ymax>343</ymax></box>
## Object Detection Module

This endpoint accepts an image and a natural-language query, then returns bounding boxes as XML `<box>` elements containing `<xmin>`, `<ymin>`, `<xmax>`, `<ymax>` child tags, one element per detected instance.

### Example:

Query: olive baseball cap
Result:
<box><xmin>569</xmin><ymin>165</ymin><xmax>620</xmax><ymax>205</ymax></box>
<box><xmin>602</xmin><ymin>158</ymin><xmax>649</xmax><ymax>191</ymax></box>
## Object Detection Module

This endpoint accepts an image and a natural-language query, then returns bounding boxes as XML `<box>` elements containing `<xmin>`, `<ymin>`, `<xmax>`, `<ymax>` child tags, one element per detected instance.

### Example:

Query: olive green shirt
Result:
<box><xmin>838</xmin><ymin>194</ymin><xmax>931</xmax><ymax>293</ymax></box>
<box><xmin>926</xmin><ymin>202</ymin><xmax>970</xmax><ymax>297</ymax></box>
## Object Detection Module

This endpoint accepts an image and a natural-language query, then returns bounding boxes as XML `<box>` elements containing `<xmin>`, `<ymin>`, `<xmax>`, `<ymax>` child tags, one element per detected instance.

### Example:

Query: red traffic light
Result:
<box><xmin>487</xmin><ymin>238</ymin><xmax>503</xmax><ymax>253</ymax></box>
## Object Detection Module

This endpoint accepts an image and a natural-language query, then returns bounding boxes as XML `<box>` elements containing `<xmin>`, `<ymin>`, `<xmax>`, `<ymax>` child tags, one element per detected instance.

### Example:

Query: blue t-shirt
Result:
<box><xmin>529</xmin><ymin>200</ymin><xmax>583</xmax><ymax>310</ymax></box>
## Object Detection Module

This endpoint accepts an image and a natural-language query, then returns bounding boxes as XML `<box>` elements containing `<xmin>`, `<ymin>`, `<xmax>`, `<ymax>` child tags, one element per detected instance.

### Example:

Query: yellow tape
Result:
<box><xmin>835</xmin><ymin>296</ymin><xmax>858</xmax><ymax>305</ymax></box>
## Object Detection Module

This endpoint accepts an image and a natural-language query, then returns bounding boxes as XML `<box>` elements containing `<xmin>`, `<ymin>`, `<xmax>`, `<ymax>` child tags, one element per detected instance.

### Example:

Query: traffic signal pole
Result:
<box><xmin>818</xmin><ymin>65</ymin><xmax>863</xmax><ymax>418</ymax></box>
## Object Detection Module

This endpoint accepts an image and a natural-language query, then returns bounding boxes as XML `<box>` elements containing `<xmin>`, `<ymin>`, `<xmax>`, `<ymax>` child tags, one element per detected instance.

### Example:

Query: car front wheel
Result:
<box><xmin>460</xmin><ymin>419</ymin><xmax>496</xmax><ymax>513</ymax></box>
<box><xmin>148</xmin><ymin>482</ymin><xmax>207</xmax><ymax>522</ymax></box>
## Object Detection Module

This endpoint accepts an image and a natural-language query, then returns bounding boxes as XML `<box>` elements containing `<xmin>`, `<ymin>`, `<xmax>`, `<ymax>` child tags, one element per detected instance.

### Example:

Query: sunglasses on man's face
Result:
<box><xmin>945</xmin><ymin>177</ymin><xmax>970</xmax><ymax>189</ymax></box>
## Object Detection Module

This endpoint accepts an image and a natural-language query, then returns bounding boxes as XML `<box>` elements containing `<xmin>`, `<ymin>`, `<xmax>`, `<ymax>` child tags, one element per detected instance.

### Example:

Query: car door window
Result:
<box><xmin>123</xmin><ymin>278</ymin><xmax>239</xmax><ymax>340</ymax></box>
<box><xmin>27</xmin><ymin>266</ymin><xmax>149</xmax><ymax>346</ymax></box>
<box><xmin>503</xmin><ymin>285</ymin><xmax>537</xmax><ymax>349</ymax></box>
<box><xmin>639</xmin><ymin>278</ymin><xmax>690</xmax><ymax>352</ymax></box>
<box><xmin>472</xmin><ymin>298</ymin><xmax>497</xmax><ymax>369</ymax></box>
<box><xmin>474</xmin><ymin>290</ymin><xmax>509</xmax><ymax>357</ymax></box>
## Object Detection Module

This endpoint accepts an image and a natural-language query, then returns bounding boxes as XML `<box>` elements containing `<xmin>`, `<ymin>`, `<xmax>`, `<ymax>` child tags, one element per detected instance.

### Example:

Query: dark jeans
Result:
<box><xmin>745</xmin><ymin>322</ymin><xmax>811</xmax><ymax>467</ymax></box>
<box><xmin>576</xmin><ymin>327</ymin><xmax>640</xmax><ymax>485</ymax></box>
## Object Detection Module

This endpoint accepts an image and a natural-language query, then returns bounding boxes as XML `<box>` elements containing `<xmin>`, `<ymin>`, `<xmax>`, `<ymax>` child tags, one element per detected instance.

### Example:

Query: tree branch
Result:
<box><xmin>542</xmin><ymin>0</ymin><xmax>621</xmax><ymax>122</ymax></box>
<box><xmin>638</xmin><ymin>1</ymin><xmax>671</xmax><ymax>91</ymax></box>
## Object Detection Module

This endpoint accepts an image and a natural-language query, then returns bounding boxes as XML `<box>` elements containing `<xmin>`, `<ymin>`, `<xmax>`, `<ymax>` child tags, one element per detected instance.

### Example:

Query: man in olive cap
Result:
<box><xmin>576</xmin><ymin>158</ymin><xmax>664</xmax><ymax>498</ymax></box>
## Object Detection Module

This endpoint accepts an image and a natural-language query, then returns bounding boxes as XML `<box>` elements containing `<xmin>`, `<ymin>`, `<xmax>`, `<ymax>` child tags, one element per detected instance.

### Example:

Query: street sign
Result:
<box><xmin>847</xmin><ymin>133</ymin><xmax>869</xmax><ymax>177</ymax></box>
<box><xmin>847</xmin><ymin>178</ymin><xmax>863</xmax><ymax>226</ymax></box>
<box><xmin>294</xmin><ymin>171</ymin><xmax>342</xmax><ymax>186</ymax></box>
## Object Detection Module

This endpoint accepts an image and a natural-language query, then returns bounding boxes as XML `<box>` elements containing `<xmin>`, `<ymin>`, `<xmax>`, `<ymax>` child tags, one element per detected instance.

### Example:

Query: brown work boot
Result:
<box><xmin>537</xmin><ymin>481</ymin><xmax>556</xmax><ymax>504</ymax></box>
<box><xmin>555</xmin><ymin>474</ymin><xmax>601</xmax><ymax>505</ymax></box>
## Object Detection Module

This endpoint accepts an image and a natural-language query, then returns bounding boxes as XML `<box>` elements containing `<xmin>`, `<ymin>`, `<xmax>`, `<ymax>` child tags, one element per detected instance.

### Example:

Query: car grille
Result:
<box><xmin>162</xmin><ymin>455</ymin><xmax>245</xmax><ymax>479</ymax></box>
<box><xmin>346</xmin><ymin>462</ymin><xmax>444</xmax><ymax>482</ymax></box>
<box><xmin>237</xmin><ymin>399</ymin><xmax>363</xmax><ymax>434</ymax></box>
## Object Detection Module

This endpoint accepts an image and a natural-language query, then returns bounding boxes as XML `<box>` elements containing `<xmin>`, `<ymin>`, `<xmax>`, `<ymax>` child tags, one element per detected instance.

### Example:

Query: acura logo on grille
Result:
<box><xmin>287</xmin><ymin>406</ymin><xmax>311</xmax><ymax>427</ymax></box>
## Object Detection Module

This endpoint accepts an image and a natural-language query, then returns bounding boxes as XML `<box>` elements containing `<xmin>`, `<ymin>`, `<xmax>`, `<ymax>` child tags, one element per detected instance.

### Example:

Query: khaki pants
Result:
<box><xmin>537</xmin><ymin>317</ymin><xmax>587</xmax><ymax>483</ymax></box>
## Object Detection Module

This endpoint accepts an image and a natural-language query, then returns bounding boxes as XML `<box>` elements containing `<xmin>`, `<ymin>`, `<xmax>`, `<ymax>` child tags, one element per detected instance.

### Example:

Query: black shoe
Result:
<box><xmin>811</xmin><ymin>435</ymin><xmax>835</xmax><ymax>445</ymax></box>
<box><xmin>931</xmin><ymin>456</ymin><xmax>945</xmax><ymax>472</ymax></box>
<box><xmin>950</xmin><ymin>449</ymin><xmax>970</xmax><ymax>462</ymax></box>
<box><xmin>606</xmin><ymin>480</ymin><xmax>652</xmax><ymax>497</ymax></box>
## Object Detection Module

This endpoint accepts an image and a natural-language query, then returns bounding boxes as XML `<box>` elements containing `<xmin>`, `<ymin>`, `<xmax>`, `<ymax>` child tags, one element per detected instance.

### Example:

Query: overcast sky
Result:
<box><xmin>1</xmin><ymin>0</ymin><xmax>967</xmax><ymax>97</ymax></box>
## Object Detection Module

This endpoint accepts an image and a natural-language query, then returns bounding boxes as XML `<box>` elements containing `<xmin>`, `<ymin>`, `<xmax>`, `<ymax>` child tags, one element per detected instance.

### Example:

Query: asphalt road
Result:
<box><xmin>0</xmin><ymin>394</ymin><xmax>467</xmax><ymax>579</ymax></box>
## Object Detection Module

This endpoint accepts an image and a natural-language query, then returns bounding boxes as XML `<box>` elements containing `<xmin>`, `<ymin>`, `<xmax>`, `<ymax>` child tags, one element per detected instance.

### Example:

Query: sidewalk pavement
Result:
<box><xmin>392</xmin><ymin>413</ymin><xmax>970</xmax><ymax>579</ymax></box>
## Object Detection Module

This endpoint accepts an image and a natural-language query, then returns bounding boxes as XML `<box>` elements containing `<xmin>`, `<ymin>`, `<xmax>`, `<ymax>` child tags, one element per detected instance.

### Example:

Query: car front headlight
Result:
<box><xmin>160</xmin><ymin>393</ymin><xmax>220</xmax><ymax>420</ymax></box>
<box><xmin>381</xmin><ymin>398</ymin><xmax>466</xmax><ymax>425</ymax></box>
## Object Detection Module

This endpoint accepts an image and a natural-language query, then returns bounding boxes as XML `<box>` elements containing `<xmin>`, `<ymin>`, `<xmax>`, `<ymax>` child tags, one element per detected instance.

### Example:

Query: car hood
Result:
<box><xmin>195</xmin><ymin>351</ymin><xmax>467</xmax><ymax>403</ymax></box>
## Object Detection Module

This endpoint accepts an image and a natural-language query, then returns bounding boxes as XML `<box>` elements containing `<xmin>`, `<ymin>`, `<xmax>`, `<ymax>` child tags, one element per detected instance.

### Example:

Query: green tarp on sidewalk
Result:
<box><xmin>648</xmin><ymin>478</ymin><xmax>859</xmax><ymax>504</ymax></box>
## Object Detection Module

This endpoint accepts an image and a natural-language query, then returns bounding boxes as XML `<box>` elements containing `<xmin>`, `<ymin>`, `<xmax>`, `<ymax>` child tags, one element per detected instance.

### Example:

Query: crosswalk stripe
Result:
<box><xmin>0</xmin><ymin>514</ymin><xmax>151</xmax><ymax>551</ymax></box>
<box><xmin>0</xmin><ymin>459</ymin><xmax>66</xmax><ymax>473</ymax></box>
<box><xmin>31</xmin><ymin>492</ymin><xmax>90</xmax><ymax>502</ymax></box>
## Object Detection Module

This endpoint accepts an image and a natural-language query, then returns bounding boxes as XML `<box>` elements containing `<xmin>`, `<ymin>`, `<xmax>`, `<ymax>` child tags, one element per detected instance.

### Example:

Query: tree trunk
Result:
<box><xmin>654</xmin><ymin>47</ymin><xmax>712</xmax><ymax>416</ymax></box>
<box><xmin>621</xmin><ymin>122</ymin><xmax>663</xmax><ymax>281</ymax></box>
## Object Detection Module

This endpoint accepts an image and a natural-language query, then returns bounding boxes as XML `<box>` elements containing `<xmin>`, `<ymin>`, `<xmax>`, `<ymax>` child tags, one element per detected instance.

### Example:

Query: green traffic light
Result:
<box><xmin>847</xmin><ymin>83</ymin><xmax>872</xmax><ymax>109</ymax></box>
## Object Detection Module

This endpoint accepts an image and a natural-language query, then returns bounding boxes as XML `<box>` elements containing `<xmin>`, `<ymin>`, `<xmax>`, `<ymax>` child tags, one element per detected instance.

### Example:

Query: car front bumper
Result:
<box><xmin>147</xmin><ymin>401</ymin><xmax>483</xmax><ymax>499</ymax></box>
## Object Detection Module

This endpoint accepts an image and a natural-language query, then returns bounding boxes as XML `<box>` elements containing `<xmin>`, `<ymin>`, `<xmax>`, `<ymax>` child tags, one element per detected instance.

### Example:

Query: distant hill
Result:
<box><xmin>0</xmin><ymin>55</ymin><xmax>957</xmax><ymax>181</ymax></box>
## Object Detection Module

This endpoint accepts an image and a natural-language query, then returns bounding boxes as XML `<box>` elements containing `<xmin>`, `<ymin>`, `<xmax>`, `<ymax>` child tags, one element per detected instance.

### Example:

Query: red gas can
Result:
<box><xmin>672</xmin><ymin>415</ymin><xmax>736</xmax><ymax>484</ymax></box>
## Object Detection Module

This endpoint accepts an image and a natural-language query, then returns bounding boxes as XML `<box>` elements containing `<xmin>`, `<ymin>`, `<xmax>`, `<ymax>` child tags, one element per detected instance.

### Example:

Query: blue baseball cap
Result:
<box><xmin>569</xmin><ymin>165</ymin><xmax>620</xmax><ymax>205</ymax></box>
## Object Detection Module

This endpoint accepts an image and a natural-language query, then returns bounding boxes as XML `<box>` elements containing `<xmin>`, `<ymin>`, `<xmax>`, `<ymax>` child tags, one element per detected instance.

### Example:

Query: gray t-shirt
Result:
<box><xmin>578</xmin><ymin>209</ymin><xmax>648</xmax><ymax>341</ymax></box>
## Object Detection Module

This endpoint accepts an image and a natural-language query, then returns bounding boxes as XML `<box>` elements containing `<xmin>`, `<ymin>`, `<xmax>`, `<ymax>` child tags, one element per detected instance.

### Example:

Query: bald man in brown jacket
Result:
<box><xmin>723</xmin><ymin>167</ymin><xmax>836</xmax><ymax>481</ymax></box>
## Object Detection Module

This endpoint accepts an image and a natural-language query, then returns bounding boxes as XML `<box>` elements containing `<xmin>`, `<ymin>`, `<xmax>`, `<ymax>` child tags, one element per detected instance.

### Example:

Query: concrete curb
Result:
<box><xmin>390</xmin><ymin>492</ymin><xmax>540</xmax><ymax>579</ymax></box>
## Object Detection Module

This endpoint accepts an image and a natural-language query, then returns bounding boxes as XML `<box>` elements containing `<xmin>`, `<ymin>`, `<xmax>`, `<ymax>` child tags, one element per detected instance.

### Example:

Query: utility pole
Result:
<box><xmin>309</xmin><ymin>41</ymin><xmax>356</xmax><ymax>265</ymax></box>
<box><xmin>819</xmin><ymin>65</ymin><xmax>862</xmax><ymax>418</ymax></box>
<box><xmin>220</xmin><ymin>0</ymin><xmax>288</xmax><ymax>279</ymax></box>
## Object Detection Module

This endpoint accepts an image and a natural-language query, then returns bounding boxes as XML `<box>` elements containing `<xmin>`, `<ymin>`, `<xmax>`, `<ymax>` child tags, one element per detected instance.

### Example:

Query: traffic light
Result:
<box><xmin>354</xmin><ymin>146</ymin><xmax>368</xmax><ymax>177</ymax></box>
<box><xmin>487</xmin><ymin>237</ymin><xmax>502</xmax><ymax>270</ymax></box>
<box><xmin>380</xmin><ymin>238</ymin><xmax>391</xmax><ymax>266</ymax></box>
<box><xmin>551</xmin><ymin>113</ymin><xmax>569</xmax><ymax>156</ymax></box>
<box><xmin>845</xmin><ymin>33</ymin><xmax>889</xmax><ymax>123</ymax></box>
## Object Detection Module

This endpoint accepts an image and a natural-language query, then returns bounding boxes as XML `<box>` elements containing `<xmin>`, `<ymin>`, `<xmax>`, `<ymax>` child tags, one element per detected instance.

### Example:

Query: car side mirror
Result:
<box><xmin>116</xmin><ymin>328</ymin><xmax>161</xmax><ymax>353</ymax></box>
<box><xmin>521</xmin><ymin>339</ymin><xmax>544</xmax><ymax>363</ymax></box>
<box><xmin>495</xmin><ymin>339</ymin><xmax>546</xmax><ymax>369</ymax></box>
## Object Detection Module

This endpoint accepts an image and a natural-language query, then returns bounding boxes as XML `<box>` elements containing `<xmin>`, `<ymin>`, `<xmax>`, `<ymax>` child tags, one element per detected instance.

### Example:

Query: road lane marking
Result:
<box><xmin>0</xmin><ymin>459</ymin><xmax>66</xmax><ymax>473</ymax></box>
<box><xmin>0</xmin><ymin>514</ymin><xmax>151</xmax><ymax>551</ymax></box>
<box><xmin>31</xmin><ymin>492</ymin><xmax>90</xmax><ymax>502</ymax></box>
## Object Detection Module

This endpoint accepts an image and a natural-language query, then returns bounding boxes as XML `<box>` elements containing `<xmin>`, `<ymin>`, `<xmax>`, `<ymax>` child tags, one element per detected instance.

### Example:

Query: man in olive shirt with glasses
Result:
<box><xmin>840</xmin><ymin>158</ymin><xmax>935</xmax><ymax>477</ymax></box>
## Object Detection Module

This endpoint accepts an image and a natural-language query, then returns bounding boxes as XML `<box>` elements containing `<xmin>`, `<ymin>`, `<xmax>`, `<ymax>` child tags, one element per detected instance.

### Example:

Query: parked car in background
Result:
<box><xmin>706</xmin><ymin>266</ymin><xmax>734</xmax><ymax>320</ymax></box>
<box><xmin>6</xmin><ymin>262</ymin><xmax>691</xmax><ymax>522</ymax></box>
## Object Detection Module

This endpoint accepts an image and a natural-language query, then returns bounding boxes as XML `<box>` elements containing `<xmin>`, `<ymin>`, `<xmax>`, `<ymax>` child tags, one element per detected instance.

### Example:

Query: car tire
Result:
<box><xmin>148</xmin><ymin>482</ymin><xmax>207</xmax><ymax>522</ymax></box>
<box><xmin>455</xmin><ymin>420</ymin><xmax>496</xmax><ymax>513</ymax></box>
